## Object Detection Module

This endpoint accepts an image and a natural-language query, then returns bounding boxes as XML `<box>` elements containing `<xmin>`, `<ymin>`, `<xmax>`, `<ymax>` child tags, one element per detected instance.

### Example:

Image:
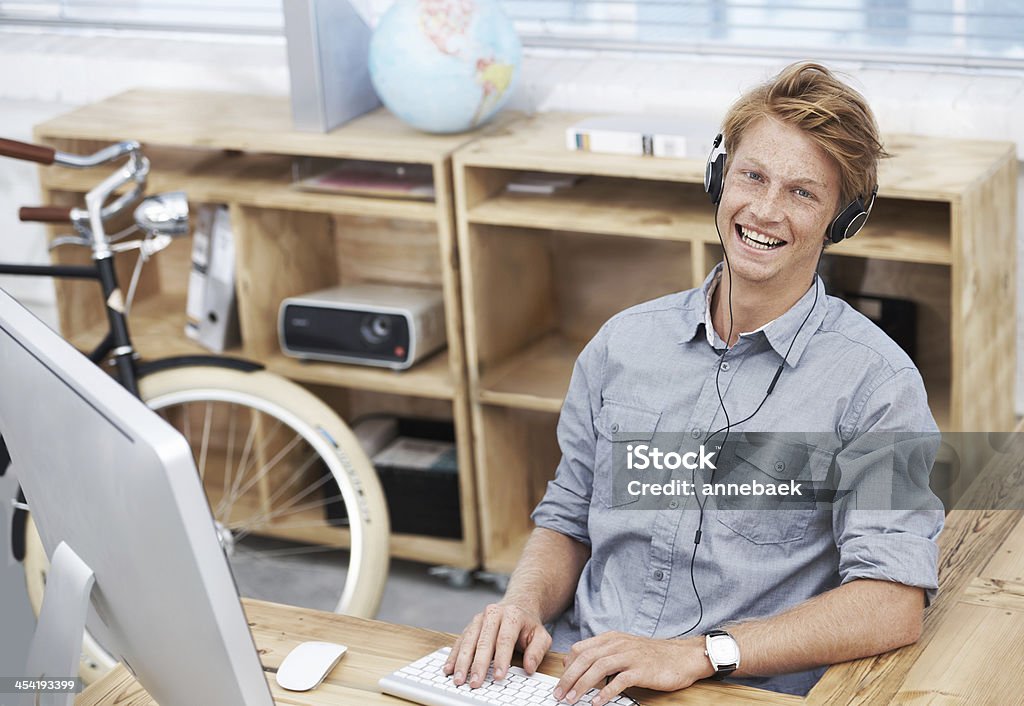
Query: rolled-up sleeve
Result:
<box><xmin>833</xmin><ymin>368</ymin><xmax>944</xmax><ymax>604</ymax></box>
<box><xmin>530</xmin><ymin>325</ymin><xmax>609</xmax><ymax>546</ymax></box>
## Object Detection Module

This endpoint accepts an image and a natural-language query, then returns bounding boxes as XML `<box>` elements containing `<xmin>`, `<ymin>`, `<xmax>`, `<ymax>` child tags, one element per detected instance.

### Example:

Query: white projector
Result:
<box><xmin>279</xmin><ymin>284</ymin><xmax>446</xmax><ymax>370</ymax></box>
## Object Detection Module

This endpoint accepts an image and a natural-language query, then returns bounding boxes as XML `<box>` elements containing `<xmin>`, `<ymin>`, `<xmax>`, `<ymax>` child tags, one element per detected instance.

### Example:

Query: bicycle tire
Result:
<box><xmin>22</xmin><ymin>364</ymin><xmax>390</xmax><ymax>682</ymax></box>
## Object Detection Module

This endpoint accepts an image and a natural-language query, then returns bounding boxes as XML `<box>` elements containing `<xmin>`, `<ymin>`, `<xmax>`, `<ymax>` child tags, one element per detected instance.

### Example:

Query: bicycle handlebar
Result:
<box><xmin>0</xmin><ymin>138</ymin><xmax>56</xmax><ymax>165</ymax></box>
<box><xmin>19</xmin><ymin>206</ymin><xmax>73</xmax><ymax>223</ymax></box>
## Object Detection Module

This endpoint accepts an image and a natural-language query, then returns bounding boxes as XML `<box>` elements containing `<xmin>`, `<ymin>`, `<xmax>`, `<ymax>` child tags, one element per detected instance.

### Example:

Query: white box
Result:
<box><xmin>185</xmin><ymin>205</ymin><xmax>241</xmax><ymax>353</ymax></box>
<box><xmin>283</xmin><ymin>0</ymin><xmax>381</xmax><ymax>132</ymax></box>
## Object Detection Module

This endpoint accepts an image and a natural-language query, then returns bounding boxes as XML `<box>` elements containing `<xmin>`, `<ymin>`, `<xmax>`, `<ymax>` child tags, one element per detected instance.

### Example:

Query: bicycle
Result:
<box><xmin>0</xmin><ymin>137</ymin><xmax>391</xmax><ymax>682</ymax></box>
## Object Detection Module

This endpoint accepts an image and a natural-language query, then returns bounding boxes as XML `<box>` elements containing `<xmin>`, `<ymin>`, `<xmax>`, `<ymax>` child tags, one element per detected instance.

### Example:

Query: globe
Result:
<box><xmin>368</xmin><ymin>0</ymin><xmax>522</xmax><ymax>134</ymax></box>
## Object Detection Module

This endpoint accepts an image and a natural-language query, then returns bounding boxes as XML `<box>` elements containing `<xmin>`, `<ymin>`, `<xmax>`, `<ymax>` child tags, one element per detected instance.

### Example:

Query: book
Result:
<box><xmin>185</xmin><ymin>204</ymin><xmax>241</xmax><ymax>353</ymax></box>
<box><xmin>505</xmin><ymin>171</ymin><xmax>583</xmax><ymax>195</ymax></box>
<box><xmin>295</xmin><ymin>160</ymin><xmax>436</xmax><ymax>200</ymax></box>
<box><xmin>566</xmin><ymin>115</ymin><xmax>716</xmax><ymax>159</ymax></box>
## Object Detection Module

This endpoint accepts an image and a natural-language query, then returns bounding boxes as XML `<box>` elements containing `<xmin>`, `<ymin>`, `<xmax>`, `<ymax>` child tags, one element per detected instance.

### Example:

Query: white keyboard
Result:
<box><xmin>379</xmin><ymin>646</ymin><xmax>639</xmax><ymax>706</ymax></box>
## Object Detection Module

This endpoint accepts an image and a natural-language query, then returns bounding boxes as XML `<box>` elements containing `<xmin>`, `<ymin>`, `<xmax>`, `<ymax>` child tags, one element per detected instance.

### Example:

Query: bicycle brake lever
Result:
<box><xmin>109</xmin><ymin>233</ymin><xmax>172</xmax><ymax>256</ymax></box>
<box><xmin>48</xmin><ymin>235</ymin><xmax>92</xmax><ymax>250</ymax></box>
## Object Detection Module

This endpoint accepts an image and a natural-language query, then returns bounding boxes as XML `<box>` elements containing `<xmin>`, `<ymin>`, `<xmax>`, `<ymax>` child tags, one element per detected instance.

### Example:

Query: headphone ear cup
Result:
<box><xmin>705</xmin><ymin>134</ymin><xmax>726</xmax><ymax>205</ymax></box>
<box><xmin>828</xmin><ymin>196</ymin><xmax>868</xmax><ymax>243</ymax></box>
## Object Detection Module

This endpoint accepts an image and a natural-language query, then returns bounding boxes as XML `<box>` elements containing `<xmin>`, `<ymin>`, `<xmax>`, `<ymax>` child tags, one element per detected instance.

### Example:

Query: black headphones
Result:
<box><xmin>704</xmin><ymin>133</ymin><xmax>877</xmax><ymax>244</ymax></box>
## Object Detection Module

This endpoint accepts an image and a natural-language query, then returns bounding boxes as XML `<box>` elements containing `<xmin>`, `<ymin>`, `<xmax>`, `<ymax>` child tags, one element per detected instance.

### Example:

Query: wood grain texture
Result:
<box><xmin>78</xmin><ymin>599</ymin><xmax>800</xmax><ymax>705</ymax></box>
<box><xmin>951</xmin><ymin>152</ymin><xmax>1017</xmax><ymax>432</ymax></box>
<box><xmin>476</xmin><ymin>405</ymin><xmax>561</xmax><ymax>573</ymax></box>
<box><xmin>466</xmin><ymin>224</ymin><xmax>557</xmax><ymax>371</ymax></box>
<box><xmin>959</xmin><ymin>576</ymin><xmax>1024</xmax><ymax>612</ymax></box>
<box><xmin>979</xmin><ymin>514</ymin><xmax>1024</xmax><ymax>584</ymax></box>
<box><xmin>807</xmin><ymin>429</ymin><xmax>1024</xmax><ymax>704</ymax></box>
<box><xmin>39</xmin><ymin>147</ymin><xmax>439</xmax><ymax>222</ymax></box>
<box><xmin>454</xmin><ymin>112</ymin><xmax>1014</xmax><ymax>200</ymax></box>
<box><xmin>32</xmin><ymin>92</ymin><xmax>502</xmax><ymax>577</ymax></box>
<box><xmin>891</xmin><ymin>602</ymin><xmax>1024</xmax><ymax>705</ymax></box>
<box><xmin>36</xmin><ymin>89</ymin><xmax>516</xmax><ymax>164</ymax></box>
<box><xmin>551</xmin><ymin>231</ymin><xmax>692</xmax><ymax>342</ymax></box>
<box><xmin>231</xmin><ymin>206</ymin><xmax>338</xmax><ymax>358</ymax></box>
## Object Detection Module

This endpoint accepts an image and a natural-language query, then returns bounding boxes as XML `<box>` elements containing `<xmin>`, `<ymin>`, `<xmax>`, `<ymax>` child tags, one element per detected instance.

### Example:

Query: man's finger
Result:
<box><xmin>490</xmin><ymin>609</ymin><xmax>524</xmax><ymax>679</ymax></box>
<box><xmin>562</xmin><ymin>655</ymin><xmax>623</xmax><ymax>705</ymax></box>
<box><xmin>593</xmin><ymin>670</ymin><xmax>637</xmax><ymax>706</ymax></box>
<box><xmin>468</xmin><ymin>605</ymin><xmax>504</xmax><ymax>687</ymax></box>
<box><xmin>451</xmin><ymin>614</ymin><xmax>484</xmax><ymax>685</ymax></box>
<box><xmin>443</xmin><ymin>634</ymin><xmax>462</xmax><ymax>675</ymax></box>
<box><xmin>521</xmin><ymin>627</ymin><xmax>552</xmax><ymax>674</ymax></box>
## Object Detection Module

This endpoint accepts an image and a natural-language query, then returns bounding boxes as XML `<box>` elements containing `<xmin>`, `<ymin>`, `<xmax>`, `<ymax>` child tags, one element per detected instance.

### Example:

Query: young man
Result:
<box><xmin>444</xmin><ymin>62</ymin><xmax>943</xmax><ymax>703</ymax></box>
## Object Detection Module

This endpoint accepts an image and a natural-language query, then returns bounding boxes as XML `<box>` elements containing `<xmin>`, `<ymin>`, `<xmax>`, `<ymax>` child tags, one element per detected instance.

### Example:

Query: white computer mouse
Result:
<box><xmin>275</xmin><ymin>641</ymin><xmax>348</xmax><ymax>692</ymax></box>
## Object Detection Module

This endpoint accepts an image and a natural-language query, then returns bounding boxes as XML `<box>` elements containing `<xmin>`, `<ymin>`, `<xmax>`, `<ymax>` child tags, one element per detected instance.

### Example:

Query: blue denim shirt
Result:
<box><xmin>531</xmin><ymin>264</ymin><xmax>944</xmax><ymax>696</ymax></box>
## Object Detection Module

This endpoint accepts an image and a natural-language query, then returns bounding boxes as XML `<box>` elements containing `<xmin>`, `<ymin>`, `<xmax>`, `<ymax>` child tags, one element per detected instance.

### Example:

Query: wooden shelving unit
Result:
<box><xmin>454</xmin><ymin>112</ymin><xmax>1017</xmax><ymax>573</ymax></box>
<box><xmin>35</xmin><ymin>95</ymin><xmax>1017</xmax><ymax>577</ymax></box>
<box><xmin>33</xmin><ymin>88</ymin><xmax>508</xmax><ymax>570</ymax></box>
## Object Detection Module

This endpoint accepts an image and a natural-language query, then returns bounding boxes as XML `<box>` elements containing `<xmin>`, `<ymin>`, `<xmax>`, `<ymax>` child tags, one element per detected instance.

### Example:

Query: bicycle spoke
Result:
<box><xmin>216</xmin><ymin>411</ymin><xmax>261</xmax><ymax>518</ymax></box>
<box><xmin>198</xmin><ymin>401</ymin><xmax>213</xmax><ymax>481</ymax></box>
<box><xmin>221</xmin><ymin>403</ymin><xmax>239</xmax><ymax>505</ymax></box>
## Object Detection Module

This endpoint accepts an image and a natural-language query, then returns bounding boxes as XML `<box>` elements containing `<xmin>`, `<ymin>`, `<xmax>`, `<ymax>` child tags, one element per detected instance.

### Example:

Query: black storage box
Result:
<box><xmin>324</xmin><ymin>417</ymin><xmax>462</xmax><ymax>539</ymax></box>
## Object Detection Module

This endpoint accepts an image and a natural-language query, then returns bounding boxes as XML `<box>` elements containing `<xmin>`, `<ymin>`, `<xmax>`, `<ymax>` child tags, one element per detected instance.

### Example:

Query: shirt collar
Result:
<box><xmin>689</xmin><ymin>262</ymin><xmax>828</xmax><ymax>367</ymax></box>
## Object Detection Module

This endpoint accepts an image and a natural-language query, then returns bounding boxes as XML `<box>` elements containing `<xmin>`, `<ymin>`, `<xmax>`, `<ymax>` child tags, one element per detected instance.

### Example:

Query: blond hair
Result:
<box><xmin>721</xmin><ymin>62</ymin><xmax>886</xmax><ymax>211</ymax></box>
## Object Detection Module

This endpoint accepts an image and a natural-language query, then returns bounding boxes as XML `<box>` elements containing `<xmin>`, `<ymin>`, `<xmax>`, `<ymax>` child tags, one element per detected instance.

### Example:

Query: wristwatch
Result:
<box><xmin>704</xmin><ymin>629</ymin><xmax>740</xmax><ymax>680</ymax></box>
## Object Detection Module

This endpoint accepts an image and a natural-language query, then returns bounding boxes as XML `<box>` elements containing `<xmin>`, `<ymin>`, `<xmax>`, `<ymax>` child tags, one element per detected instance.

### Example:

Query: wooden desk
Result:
<box><xmin>75</xmin><ymin>599</ymin><xmax>794</xmax><ymax>705</ymax></box>
<box><xmin>78</xmin><ymin>433</ymin><xmax>1024</xmax><ymax>706</ymax></box>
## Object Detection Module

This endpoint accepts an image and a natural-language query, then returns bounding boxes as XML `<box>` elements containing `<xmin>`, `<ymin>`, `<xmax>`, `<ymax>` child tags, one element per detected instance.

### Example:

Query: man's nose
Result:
<box><xmin>749</xmin><ymin>186</ymin><xmax>785</xmax><ymax>223</ymax></box>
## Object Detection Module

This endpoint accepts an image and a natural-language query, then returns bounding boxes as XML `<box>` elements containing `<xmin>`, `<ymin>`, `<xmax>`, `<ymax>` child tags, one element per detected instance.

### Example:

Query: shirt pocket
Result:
<box><xmin>593</xmin><ymin>401</ymin><xmax>662</xmax><ymax>508</ymax></box>
<box><xmin>713</xmin><ymin>440</ymin><xmax>831</xmax><ymax>545</ymax></box>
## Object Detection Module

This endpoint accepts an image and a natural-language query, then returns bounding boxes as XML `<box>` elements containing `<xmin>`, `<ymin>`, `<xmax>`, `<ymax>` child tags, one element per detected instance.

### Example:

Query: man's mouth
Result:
<box><xmin>736</xmin><ymin>225</ymin><xmax>786</xmax><ymax>250</ymax></box>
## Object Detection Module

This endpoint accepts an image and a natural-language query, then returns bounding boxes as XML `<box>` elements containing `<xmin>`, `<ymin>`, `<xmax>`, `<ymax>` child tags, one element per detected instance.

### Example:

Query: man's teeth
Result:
<box><xmin>739</xmin><ymin>226</ymin><xmax>784</xmax><ymax>250</ymax></box>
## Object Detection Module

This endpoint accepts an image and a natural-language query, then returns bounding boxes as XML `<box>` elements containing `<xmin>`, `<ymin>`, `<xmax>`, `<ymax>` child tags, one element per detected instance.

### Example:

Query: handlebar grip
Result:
<box><xmin>19</xmin><ymin>206</ymin><xmax>73</xmax><ymax>223</ymax></box>
<box><xmin>0</xmin><ymin>138</ymin><xmax>56</xmax><ymax>165</ymax></box>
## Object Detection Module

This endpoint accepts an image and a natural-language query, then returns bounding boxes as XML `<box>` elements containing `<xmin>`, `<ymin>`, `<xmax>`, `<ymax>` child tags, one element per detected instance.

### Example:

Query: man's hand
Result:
<box><xmin>443</xmin><ymin>601</ymin><xmax>553</xmax><ymax>688</ymax></box>
<box><xmin>555</xmin><ymin>633</ymin><xmax>713</xmax><ymax>706</ymax></box>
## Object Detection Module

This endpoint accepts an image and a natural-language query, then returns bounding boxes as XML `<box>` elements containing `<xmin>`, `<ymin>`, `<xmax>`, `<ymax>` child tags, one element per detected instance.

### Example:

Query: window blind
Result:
<box><xmin>2</xmin><ymin>0</ymin><xmax>1021</xmax><ymax>68</ymax></box>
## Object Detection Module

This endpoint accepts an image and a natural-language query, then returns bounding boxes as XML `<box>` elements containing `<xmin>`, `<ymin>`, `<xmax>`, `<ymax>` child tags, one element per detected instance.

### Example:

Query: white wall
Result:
<box><xmin>1</xmin><ymin>28</ymin><xmax>1022</xmax><ymax>410</ymax></box>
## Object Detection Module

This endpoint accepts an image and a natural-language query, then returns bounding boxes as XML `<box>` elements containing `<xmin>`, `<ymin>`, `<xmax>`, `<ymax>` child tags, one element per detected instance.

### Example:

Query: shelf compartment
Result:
<box><xmin>837</xmin><ymin>198</ymin><xmax>950</xmax><ymax>265</ymax></box>
<box><xmin>40</xmin><ymin>147</ymin><xmax>440</xmax><ymax>223</ymax></box>
<box><xmin>478</xmin><ymin>333</ymin><xmax>579</xmax><ymax>413</ymax></box>
<box><xmin>266</xmin><ymin>351</ymin><xmax>455</xmax><ymax>401</ymax></box>
<box><xmin>468</xmin><ymin>176</ymin><xmax>714</xmax><ymax>241</ymax></box>
<box><xmin>475</xmin><ymin>405</ymin><xmax>560</xmax><ymax>574</ymax></box>
<box><xmin>467</xmin><ymin>175</ymin><xmax>951</xmax><ymax>264</ymax></box>
<box><xmin>467</xmin><ymin>224</ymin><xmax>696</xmax><ymax>384</ymax></box>
<box><xmin>66</xmin><ymin>290</ymin><xmax>222</xmax><ymax>361</ymax></box>
<box><xmin>202</xmin><ymin>482</ymin><xmax>472</xmax><ymax>567</ymax></box>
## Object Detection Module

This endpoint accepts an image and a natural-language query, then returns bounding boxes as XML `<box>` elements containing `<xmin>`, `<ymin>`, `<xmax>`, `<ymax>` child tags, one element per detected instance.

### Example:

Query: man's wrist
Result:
<box><xmin>679</xmin><ymin>637</ymin><xmax>716</xmax><ymax>680</ymax></box>
<box><xmin>500</xmin><ymin>595</ymin><xmax>545</xmax><ymax>624</ymax></box>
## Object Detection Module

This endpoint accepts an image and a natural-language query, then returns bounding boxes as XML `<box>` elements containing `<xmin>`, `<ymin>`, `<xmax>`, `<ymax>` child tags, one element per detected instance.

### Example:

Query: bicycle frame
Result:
<box><xmin>0</xmin><ymin>258</ymin><xmax>141</xmax><ymax>393</ymax></box>
<box><xmin>0</xmin><ymin>139</ymin><xmax>260</xmax><ymax>398</ymax></box>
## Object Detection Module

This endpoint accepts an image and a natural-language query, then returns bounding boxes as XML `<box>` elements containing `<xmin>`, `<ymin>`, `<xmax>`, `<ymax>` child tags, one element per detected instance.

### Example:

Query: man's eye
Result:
<box><xmin>744</xmin><ymin>171</ymin><xmax>763</xmax><ymax>182</ymax></box>
<box><xmin>795</xmin><ymin>188</ymin><xmax>814</xmax><ymax>200</ymax></box>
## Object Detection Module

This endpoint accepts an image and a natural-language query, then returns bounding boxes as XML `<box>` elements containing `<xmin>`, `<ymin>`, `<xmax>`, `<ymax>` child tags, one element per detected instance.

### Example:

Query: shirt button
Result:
<box><xmin>654</xmin><ymin>570</ymin><xmax>665</xmax><ymax>581</ymax></box>
<box><xmin>775</xmin><ymin>461</ymin><xmax>786</xmax><ymax>473</ymax></box>
<box><xmin>720</xmin><ymin>361</ymin><xmax>730</xmax><ymax>372</ymax></box>
<box><xmin>691</xmin><ymin>428</ymin><xmax>702</xmax><ymax>439</ymax></box>
<box><xmin>668</xmin><ymin>499</ymin><xmax>679</xmax><ymax>509</ymax></box>
<box><xmin>610</xmin><ymin>423</ymin><xmax>620</xmax><ymax>433</ymax></box>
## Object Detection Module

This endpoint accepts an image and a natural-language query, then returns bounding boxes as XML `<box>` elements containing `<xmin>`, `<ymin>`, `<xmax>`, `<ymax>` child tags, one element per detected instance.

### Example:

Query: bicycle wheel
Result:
<box><xmin>23</xmin><ymin>365</ymin><xmax>390</xmax><ymax>681</ymax></box>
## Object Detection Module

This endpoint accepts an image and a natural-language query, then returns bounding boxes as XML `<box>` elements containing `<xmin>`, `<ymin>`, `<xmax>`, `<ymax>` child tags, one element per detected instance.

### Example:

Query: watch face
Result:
<box><xmin>709</xmin><ymin>636</ymin><xmax>739</xmax><ymax>664</ymax></box>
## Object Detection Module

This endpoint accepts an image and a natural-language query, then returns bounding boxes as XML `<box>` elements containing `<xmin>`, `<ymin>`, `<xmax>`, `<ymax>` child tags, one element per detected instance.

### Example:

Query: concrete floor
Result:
<box><xmin>215</xmin><ymin>534</ymin><xmax>506</xmax><ymax>635</ymax></box>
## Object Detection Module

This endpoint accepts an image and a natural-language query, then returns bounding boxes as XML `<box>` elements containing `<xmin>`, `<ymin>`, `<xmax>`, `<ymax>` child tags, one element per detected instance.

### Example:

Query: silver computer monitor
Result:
<box><xmin>0</xmin><ymin>287</ymin><xmax>273</xmax><ymax>706</ymax></box>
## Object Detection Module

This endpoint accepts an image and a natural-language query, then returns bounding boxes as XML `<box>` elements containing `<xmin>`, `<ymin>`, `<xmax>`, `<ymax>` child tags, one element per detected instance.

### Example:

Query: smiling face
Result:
<box><xmin>715</xmin><ymin>115</ymin><xmax>842</xmax><ymax>301</ymax></box>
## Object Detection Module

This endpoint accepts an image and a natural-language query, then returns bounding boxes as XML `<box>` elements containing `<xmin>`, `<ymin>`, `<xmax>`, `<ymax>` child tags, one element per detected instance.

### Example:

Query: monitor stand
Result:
<box><xmin>24</xmin><ymin>541</ymin><xmax>95</xmax><ymax>706</ymax></box>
